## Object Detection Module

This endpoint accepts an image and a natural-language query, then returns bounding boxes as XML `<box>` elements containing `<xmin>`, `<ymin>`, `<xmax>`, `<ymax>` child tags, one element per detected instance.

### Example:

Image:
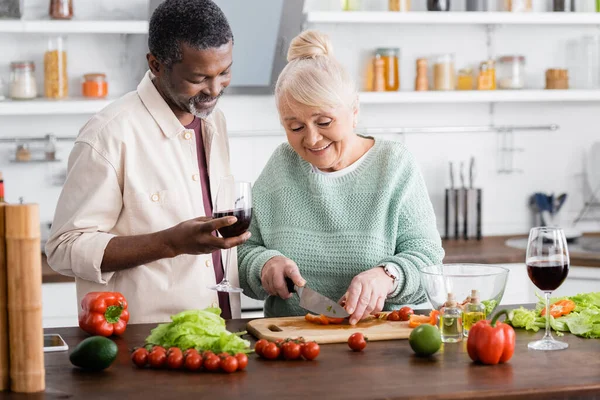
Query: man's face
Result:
<box><xmin>153</xmin><ymin>41</ymin><xmax>233</xmax><ymax>118</ymax></box>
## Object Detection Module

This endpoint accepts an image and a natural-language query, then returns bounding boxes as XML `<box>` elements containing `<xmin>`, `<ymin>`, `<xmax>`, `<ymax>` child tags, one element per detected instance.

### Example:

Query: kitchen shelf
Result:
<box><xmin>0</xmin><ymin>97</ymin><xmax>115</xmax><ymax>116</ymax></box>
<box><xmin>306</xmin><ymin>11</ymin><xmax>600</xmax><ymax>25</ymax></box>
<box><xmin>358</xmin><ymin>90</ymin><xmax>600</xmax><ymax>104</ymax></box>
<box><xmin>0</xmin><ymin>20</ymin><xmax>148</xmax><ymax>34</ymax></box>
<box><xmin>9</xmin><ymin>159</ymin><xmax>62</xmax><ymax>163</ymax></box>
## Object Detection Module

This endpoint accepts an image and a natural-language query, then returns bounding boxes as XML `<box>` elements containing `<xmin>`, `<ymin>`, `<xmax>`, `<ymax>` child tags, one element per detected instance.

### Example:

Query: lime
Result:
<box><xmin>409</xmin><ymin>324</ymin><xmax>442</xmax><ymax>356</ymax></box>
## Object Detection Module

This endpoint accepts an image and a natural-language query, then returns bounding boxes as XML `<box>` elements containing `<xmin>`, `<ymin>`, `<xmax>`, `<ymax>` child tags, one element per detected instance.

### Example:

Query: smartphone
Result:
<box><xmin>43</xmin><ymin>334</ymin><xmax>68</xmax><ymax>352</ymax></box>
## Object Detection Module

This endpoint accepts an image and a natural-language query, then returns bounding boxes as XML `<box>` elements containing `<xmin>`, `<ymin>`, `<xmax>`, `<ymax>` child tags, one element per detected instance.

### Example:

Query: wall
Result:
<box><xmin>1</xmin><ymin>0</ymin><xmax>599</xmax><ymax>238</ymax></box>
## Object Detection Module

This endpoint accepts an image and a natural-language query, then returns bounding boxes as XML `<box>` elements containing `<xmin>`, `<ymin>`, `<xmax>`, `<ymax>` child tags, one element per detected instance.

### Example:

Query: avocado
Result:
<box><xmin>69</xmin><ymin>336</ymin><xmax>118</xmax><ymax>371</ymax></box>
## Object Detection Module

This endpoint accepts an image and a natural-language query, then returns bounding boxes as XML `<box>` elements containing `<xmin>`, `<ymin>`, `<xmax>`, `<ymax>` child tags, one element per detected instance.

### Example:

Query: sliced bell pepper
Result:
<box><xmin>78</xmin><ymin>292</ymin><xmax>130</xmax><ymax>337</ymax></box>
<box><xmin>467</xmin><ymin>310</ymin><xmax>516</xmax><ymax>365</ymax></box>
<box><xmin>408</xmin><ymin>310</ymin><xmax>440</xmax><ymax>328</ymax></box>
<box><xmin>305</xmin><ymin>313</ymin><xmax>344</xmax><ymax>325</ymax></box>
<box><xmin>540</xmin><ymin>299</ymin><xmax>575</xmax><ymax>318</ymax></box>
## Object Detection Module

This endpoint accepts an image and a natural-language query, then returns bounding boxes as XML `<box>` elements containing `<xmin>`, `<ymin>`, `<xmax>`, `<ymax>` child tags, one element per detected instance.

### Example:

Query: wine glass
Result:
<box><xmin>525</xmin><ymin>227</ymin><xmax>570</xmax><ymax>351</ymax></box>
<box><xmin>208</xmin><ymin>176</ymin><xmax>252</xmax><ymax>293</ymax></box>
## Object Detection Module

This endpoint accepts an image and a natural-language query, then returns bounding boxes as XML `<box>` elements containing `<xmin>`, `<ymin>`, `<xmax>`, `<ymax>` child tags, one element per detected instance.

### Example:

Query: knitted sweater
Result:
<box><xmin>238</xmin><ymin>138</ymin><xmax>444</xmax><ymax>317</ymax></box>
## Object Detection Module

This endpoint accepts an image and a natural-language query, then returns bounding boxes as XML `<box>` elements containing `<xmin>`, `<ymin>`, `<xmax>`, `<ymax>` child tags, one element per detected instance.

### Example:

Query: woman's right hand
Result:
<box><xmin>261</xmin><ymin>256</ymin><xmax>306</xmax><ymax>299</ymax></box>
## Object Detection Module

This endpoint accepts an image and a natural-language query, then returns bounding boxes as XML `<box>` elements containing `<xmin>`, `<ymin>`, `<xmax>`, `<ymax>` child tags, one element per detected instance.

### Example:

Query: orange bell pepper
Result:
<box><xmin>408</xmin><ymin>310</ymin><xmax>440</xmax><ymax>328</ymax></box>
<box><xmin>305</xmin><ymin>313</ymin><xmax>344</xmax><ymax>325</ymax></box>
<box><xmin>540</xmin><ymin>299</ymin><xmax>575</xmax><ymax>318</ymax></box>
<box><xmin>467</xmin><ymin>310</ymin><xmax>515</xmax><ymax>365</ymax></box>
<box><xmin>78</xmin><ymin>292</ymin><xmax>130</xmax><ymax>337</ymax></box>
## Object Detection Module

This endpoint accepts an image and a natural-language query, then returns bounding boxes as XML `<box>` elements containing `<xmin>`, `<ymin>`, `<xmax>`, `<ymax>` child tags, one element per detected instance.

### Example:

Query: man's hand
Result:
<box><xmin>260</xmin><ymin>256</ymin><xmax>306</xmax><ymax>299</ymax></box>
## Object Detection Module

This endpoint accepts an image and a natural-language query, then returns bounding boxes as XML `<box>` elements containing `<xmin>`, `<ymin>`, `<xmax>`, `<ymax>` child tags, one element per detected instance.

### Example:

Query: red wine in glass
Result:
<box><xmin>526</xmin><ymin>261</ymin><xmax>569</xmax><ymax>291</ymax></box>
<box><xmin>213</xmin><ymin>208</ymin><xmax>252</xmax><ymax>238</ymax></box>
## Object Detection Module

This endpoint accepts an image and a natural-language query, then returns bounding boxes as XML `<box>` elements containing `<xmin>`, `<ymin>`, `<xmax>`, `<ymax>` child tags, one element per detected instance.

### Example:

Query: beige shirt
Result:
<box><xmin>45</xmin><ymin>71</ymin><xmax>241</xmax><ymax>323</ymax></box>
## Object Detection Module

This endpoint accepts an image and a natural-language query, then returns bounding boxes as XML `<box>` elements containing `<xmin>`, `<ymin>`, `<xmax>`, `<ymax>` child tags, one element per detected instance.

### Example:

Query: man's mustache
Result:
<box><xmin>191</xmin><ymin>90</ymin><xmax>224</xmax><ymax>104</ymax></box>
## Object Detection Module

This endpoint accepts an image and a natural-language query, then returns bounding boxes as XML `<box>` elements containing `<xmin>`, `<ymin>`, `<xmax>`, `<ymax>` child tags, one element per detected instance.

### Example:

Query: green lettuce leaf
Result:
<box><xmin>481</xmin><ymin>300</ymin><xmax>497</xmax><ymax>316</ymax></box>
<box><xmin>145</xmin><ymin>308</ymin><xmax>251</xmax><ymax>354</ymax></box>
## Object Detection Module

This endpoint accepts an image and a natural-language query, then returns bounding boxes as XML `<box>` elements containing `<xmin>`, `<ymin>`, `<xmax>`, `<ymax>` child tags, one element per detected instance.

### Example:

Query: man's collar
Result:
<box><xmin>137</xmin><ymin>70</ymin><xmax>219</xmax><ymax>139</ymax></box>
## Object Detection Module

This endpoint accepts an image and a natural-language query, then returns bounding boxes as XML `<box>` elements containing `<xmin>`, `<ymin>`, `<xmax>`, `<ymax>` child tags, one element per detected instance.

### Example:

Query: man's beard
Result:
<box><xmin>161</xmin><ymin>76</ymin><xmax>224</xmax><ymax>119</ymax></box>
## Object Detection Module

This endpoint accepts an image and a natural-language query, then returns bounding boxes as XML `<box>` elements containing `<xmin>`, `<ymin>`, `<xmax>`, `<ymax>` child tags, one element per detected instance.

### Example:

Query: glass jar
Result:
<box><xmin>82</xmin><ymin>73</ymin><xmax>108</xmax><ymax>98</ymax></box>
<box><xmin>553</xmin><ymin>0</ymin><xmax>574</xmax><ymax>11</ymax></box>
<box><xmin>9</xmin><ymin>61</ymin><xmax>37</xmax><ymax>100</ymax></box>
<box><xmin>44</xmin><ymin>36</ymin><xmax>68</xmax><ymax>99</ymax></box>
<box><xmin>457</xmin><ymin>68</ymin><xmax>474</xmax><ymax>90</ymax></box>
<box><xmin>341</xmin><ymin>0</ymin><xmax>361</xmax><ymax>11</ymax></box>
<box><xmin>428</xmin><ymin>0</ymin><xmax>451</xmax><ymax>11</ymax></box>
<box><xmin>432</xmin><ymin>54</ymin><xmax>455</xmax><ymax>91</ymax></box>
<box><xmin>504</xmin><ymin>0</ymin><xmax>532</xmax><ymax>11</ymax></box>
<box><xmin>477</xmin><ymin>60</ymin><xmax>496</xmax><ymax>90</ymax></box>
<box><xmin>49</xmin><ymin>0</ymin><xmax>73</xmax><ymax>20</ymax></box>
<box><xmin>389</xmin><ymin>0</ymin><xmax>411</xmax><ymax>11</ymax></box>
<box><xmin>497</xmin><ymin>55</ymin><xmax>526</xmax><ymax>90</ymax></box>
<box><xmin>375</xmin><ymin>48</ymin><xmax>400</xmax><ymax>91</ymax></box>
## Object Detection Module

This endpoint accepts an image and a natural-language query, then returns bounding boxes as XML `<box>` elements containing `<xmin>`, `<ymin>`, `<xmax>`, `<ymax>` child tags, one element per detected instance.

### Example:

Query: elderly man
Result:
<box><xmin>46</xmin><ymin>0</ymin><xmax>248</xmax><ymax>323</ymax></box>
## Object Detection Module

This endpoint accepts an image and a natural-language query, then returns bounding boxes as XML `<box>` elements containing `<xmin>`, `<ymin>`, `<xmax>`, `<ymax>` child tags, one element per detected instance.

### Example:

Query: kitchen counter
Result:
<box><xmin>3</xmin><ymin>316</ymin><xmax>600</xmax><ymax>400</ymax></box>
<box><xmin>41</xmin><ymin>234</ymin><xmax>600</xmax><ymax>284</ymax></box>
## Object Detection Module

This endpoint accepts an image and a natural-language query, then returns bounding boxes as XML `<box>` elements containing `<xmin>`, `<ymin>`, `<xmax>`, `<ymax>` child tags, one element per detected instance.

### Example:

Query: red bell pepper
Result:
<box><xmin>79</xmin><ymin>292</ymin><xmax>130</xmax><ymax>337</ymax></box>
<box><xmin>467</xmin><ymin>310</ymin><xmax>516</xmax><ymax>365</ymax></box>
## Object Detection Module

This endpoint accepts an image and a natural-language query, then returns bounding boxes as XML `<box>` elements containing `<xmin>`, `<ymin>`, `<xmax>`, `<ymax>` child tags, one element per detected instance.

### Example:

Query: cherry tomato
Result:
<box><xmin>166</xmin><ymin>347</ymin><xmax>181</xmax><ymax>356</ymax></box>
<box><xmin>261</xmin><ymin>343</ymin><xmax>281</xmax><ymax>360</ymax></box>
<box><xmin>148</xmin><ymin>349</ymin><xmax>167</xmax><ymax>368</ymax></box>
<box><xmin>184</xmin><ymin>352</ymin><xmax>202</xmax><ymax>371</ymax></box>
<box><xmin>131</xmin><ymin>348</ymin><xmax>148</xmax><ymax>368</ymax></box>
<box><xmin>388</xmin><ymin>311</ymin><xmax>401</xmax><ymax>321</ymax></box>
<box><xmin>348</xmin><ymin>333</ymin><xmax>367</xmax><ymax>352</ymax></box>
<box><xmin>151</xmin><ymin>346</ymin><xmax>166</xmax><ymax>354</ymax></box>
<box><xmin>235</xmin><ymin>353</ymin><xmax>248</xmax><ymax>370</ymax></box>
<box><xmin>217</xmin><ymin>352</ymin><xmax>230</xmax><ymax>359</ymax></box>
<box><xmin>167</xmin><ymin>351</ymin><xmax>184</xmax><ymax>369</ymax></box>
<box><xmin>254</xmin><ymin>339</ymin><xmax>269</xmax><ymax>357</ymax></box>
<box><xmin>282</xmin><ymin>342</ymin><xmax>302</xmax><ymax>360</ymax></box>
<box><xmin>220</xmin><ymin>356</ymin><xmax>239</xmax><ymax>374</ymax></box>
<box><xmin>202</xmin><ymin>350</ymin><xmax>215</xmax><ymax>359</ymax></box>
<box><xmin>398</xmin><ymin>306</ymin><xmax>415</xmax><ymax>322</ymax></box>
<box><xmin>203</xmin><ymin>354</ymin><xmax>221</xmax><ymax>372</ymax></box>
<box><xmin>301</xmin><ymin>341</ymin><xmax>320</xmax><ymax>360</ymax></box>
<box><xmin>183</xmin><ymin>348</ymin><xmax>198</xmax><ymax>359</ymax></box>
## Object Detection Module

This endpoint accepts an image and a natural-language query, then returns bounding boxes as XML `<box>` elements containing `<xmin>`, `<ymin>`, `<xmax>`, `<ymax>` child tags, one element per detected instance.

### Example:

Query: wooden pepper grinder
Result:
<box><xmin>372</xmin><ymin>54</ymin><xmax>386</xmax><ymax>92</ymax></box>
<box><xmin>0</xmin><ymin>203</ymin><xmax>8</xmax><ymax>391</ymax></box>
<box><xmin>5</xmin><ymin>203</ymin><xmax>45</xmax><ymax>393</ymax></box>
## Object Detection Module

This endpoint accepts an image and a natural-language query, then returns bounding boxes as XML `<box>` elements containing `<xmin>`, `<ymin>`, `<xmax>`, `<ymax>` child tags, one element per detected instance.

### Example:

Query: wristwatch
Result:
<box><xmin>380</xmin><ymin>264</ymin><xmax>400</xmax><ymax>283</ymax></box>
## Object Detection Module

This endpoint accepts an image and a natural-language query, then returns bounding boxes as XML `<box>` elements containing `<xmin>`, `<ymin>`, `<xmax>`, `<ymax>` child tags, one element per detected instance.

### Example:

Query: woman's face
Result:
<box><xmin>279</xmin><ymin>96</ymin><xmax>358</xmax><ymax>172</ymax></box>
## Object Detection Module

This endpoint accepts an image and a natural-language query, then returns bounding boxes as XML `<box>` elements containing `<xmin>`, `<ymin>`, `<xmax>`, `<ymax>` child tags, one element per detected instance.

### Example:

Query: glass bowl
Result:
<box><xmin>420</xmin><ymin>264</ymin><xmax>509</xmax><ymax>315</ymax></box>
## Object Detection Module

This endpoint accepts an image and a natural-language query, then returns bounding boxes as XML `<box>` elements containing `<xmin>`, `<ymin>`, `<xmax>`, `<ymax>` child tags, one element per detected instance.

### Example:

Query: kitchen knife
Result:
<box><xmin>469</xmin><ymin>157</ymin><xmax>475</xmax><ymax>189</ymax></box>
<box><xmin>459</xmin><ymin>161</ymin><xmax>465</xmax><ymax>189</ymax></box>
<box><xmin>449</xmin><ymin>161</ymin><xmax>455</xmax><ymax>189</ymax></box>
<box><xmin>285</xmin><ymin>278</ymin><xmax>350</xmax><ymax>318</ymax></box>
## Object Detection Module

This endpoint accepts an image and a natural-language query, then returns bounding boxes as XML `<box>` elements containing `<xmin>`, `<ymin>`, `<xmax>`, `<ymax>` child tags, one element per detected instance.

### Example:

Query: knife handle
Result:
<box><xmin>285</xmin><ymin>277</ymin><xmax>296</xmax><ymax>294</ymax></box>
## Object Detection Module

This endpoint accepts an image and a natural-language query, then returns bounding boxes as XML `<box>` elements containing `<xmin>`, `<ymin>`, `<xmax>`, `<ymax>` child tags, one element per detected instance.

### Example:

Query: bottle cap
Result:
<box><xmin>470</xmin><ymin>290</ymin><xmax>481</xmax><ymax>304</ymax></box>
<box><xmin>445</xmin><ymin>292</ymin><xmax>457</xmax><ymax>308</ymax></box>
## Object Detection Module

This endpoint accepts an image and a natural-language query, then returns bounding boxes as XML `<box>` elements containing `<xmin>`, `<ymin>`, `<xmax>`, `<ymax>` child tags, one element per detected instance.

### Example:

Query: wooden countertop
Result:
<box><xmin>41</xmin><ymin>234</ymin><xmax>600</xmax><ymax>284</ymax></box>
<box><xmin>4</xmin><ymin>315</ymin><xmax>600</xmax><ymax>399</ymax></box>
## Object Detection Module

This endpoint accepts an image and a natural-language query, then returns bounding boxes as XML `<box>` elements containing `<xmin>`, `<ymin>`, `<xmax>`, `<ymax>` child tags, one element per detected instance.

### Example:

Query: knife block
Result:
<box><xmin>445</xmin><ymin>188</ymin><xmax>482</xmax><ymax>240</ymax></box>
<box><xmin>5</xmin><ymin>204</ymin><xmax>44</xmax><ymax>393</ymax></box>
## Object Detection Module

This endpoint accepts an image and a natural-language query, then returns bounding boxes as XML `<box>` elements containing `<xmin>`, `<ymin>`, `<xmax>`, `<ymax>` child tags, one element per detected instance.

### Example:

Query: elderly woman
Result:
<box><xmin>238</xmin><ymin>30</ymin><xmax>444</xmax><ymax>325</ymax></box>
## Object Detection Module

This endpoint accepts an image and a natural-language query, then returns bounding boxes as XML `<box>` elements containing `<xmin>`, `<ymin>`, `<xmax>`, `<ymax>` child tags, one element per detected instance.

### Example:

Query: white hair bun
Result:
<box><xmin>287</xmin><ymin>30</ymin><xmax>333</xmax><ymax>62</ymax></box>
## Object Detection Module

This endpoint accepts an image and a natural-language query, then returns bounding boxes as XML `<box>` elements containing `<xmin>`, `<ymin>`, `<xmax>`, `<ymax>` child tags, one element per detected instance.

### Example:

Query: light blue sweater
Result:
<box><xmin>238</xmin><ymin>138</ymin><xmax>444</xmax><ymax>317</ymax></box>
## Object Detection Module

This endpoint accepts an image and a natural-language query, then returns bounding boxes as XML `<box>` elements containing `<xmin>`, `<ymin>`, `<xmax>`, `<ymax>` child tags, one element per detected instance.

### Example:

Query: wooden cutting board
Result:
<box><xmin>246</xmin><ymin>316</ymin><xmax>413</xmax><ymax>344</ymax></box>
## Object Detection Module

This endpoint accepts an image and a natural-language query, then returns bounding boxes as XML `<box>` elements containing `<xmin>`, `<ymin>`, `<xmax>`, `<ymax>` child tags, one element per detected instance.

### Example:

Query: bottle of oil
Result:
<box><xmin>440</xmin><ymin>293</ymin><xmax>462</xmax><ymax>343</ymax></box>
<box><xmin>463</xmin><ymin>289</ymin><xmax>486</xmax><ymax>337</ymax></box>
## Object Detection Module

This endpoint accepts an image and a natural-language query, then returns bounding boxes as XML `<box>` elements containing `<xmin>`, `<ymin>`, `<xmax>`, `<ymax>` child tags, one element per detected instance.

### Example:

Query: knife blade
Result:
<box><xmin>286</xmin><ymin>278</ymin><xmax>350</xmax><ymax>318</ymax></box>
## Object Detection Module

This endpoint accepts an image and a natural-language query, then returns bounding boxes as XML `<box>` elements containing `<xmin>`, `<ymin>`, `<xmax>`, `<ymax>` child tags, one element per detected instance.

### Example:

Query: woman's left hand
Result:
<box><xmin>341</xmin><ymin>267</ymin><xmax>394</xmax><ymax>325</ymax></box>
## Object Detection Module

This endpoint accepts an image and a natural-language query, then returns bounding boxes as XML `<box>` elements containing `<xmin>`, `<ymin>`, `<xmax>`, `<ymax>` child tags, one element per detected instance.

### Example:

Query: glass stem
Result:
<box><xmin>220</xmin><ymin>248</ymin><xmax>231</xmax><ymax>285</ymax></box>
<box><xmin>543</xmin><ymin>291</ymin><xmax>553</xmax><ymax>341</ymax></box>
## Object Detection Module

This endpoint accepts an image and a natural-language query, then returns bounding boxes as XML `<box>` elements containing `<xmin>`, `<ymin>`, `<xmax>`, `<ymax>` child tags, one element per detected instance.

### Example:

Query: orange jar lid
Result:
<box><xmin>83</xmin><ymin>73</ymin><xmax>107</xmax><ymax>82</ymax></box>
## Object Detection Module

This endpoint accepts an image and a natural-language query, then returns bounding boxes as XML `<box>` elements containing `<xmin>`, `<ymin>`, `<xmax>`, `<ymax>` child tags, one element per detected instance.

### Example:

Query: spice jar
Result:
<box><xmin>44</xmin><ymin>36</ymin><xmax>68</xmax><ymax>99</ymax></box>
<box><xmin>9</xmin><ymin>61</ymin><xmax>37</xmax><ymax>100</ymax></box>
<box><xmin>432</xmin><ymin>54</ymin><xmax>455</xmax><ymax>91</ymax></box>
<box><xmin>553</xmin><ymin>0</ymin><xmax>575</xmax><ymax>11</ymax></box>
<box><xmin>341</xmin><ymin>0</ymin><xmax>360</xmax><ymax>11</ymax></box>
<box><xmin>415</xmin><ymin>58</ymin><xmax>428</xmax><ymax>91</ymax></box>
<box><xmin>375</xmin><ymin>48</ymin><xmax>400</xmax><ymax>91</ymax></box>
<box><xmin>372</xmin><ymin>55</ymin><xmax>386</xmax><ymax>92</ymax></box>
<box><xmin>546</xmin><ymin>69</ymin><xmax>569</xmax><ymax>89</ymax></box>
<box><xmin>457</xmin><ymin>68</ymin><xmax>474</xmax><ymax>90</ymax></box>
<box><xmin>477</xmin><ymin>60</ymin><xmax>496</xmax><ymax>90</ymax></box>
<box><xmin>15</xmin><ymin>144</ymin><xmax>31</xmax><ymax>162</ymax></box>
<box><xmin>389</xmin><ymin>0</ymin><xmax>411</xmax><ymax>11</ymax></box>
<box><xmin>428</xmin><ymin>0</ymin><xmax>451</xmax><ymax>11</ymax></box>
<box><xmin>49</xmin><ymin>0</ymin><xmax>73</xmax><ymax>20</ymax></box>
<box><xmin>497</xmin><ymin>55</ymin><xmax>525</xmax><ymax>89</ymax></box>
<box><xmin>504</xmin><ymin>0</ymin><xmax>532</xmax><ymax>11</ymax></box>
<box><xmin>82</xmin><ymin>73</ymin><xmax>108</xmax><ymax>98</ymax></box>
